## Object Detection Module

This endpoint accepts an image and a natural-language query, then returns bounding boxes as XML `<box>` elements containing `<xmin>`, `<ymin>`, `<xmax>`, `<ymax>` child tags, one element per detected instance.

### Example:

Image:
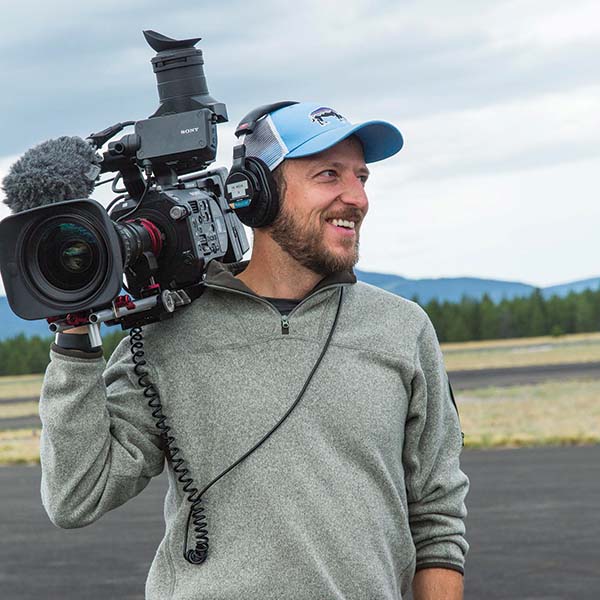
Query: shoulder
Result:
<box><xmin>133</xmin><ymin>284</ymin><xmax>235</xmax><ymax>354</ymax></box>
<box><xmin>339</xmin><ymin>281</ymin><xmax>433</xmax><ymax>358</ymax></box>
<box><xmin>345</xmin><ymin>281</ymin><xmax>429</xmax><ymax>325</ymax></box>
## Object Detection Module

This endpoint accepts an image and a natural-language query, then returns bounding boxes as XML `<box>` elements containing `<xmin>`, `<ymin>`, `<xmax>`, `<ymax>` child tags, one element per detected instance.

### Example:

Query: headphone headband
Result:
<box><xmin>234</xmin><ymin>101</ymin><xmax>299</xmax><ymax>138</ymax></box>
<box><xmin>226</xmin><ymin>100</ymin><xmax>299</xmax><ymax>228</ymax></box>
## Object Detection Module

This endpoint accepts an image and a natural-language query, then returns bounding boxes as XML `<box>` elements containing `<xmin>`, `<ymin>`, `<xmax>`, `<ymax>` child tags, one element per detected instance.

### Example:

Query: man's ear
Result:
<box><xmin>271</xmin><ymin>161</ymin><xmax>288</xmax><ymax>203</ymax></box>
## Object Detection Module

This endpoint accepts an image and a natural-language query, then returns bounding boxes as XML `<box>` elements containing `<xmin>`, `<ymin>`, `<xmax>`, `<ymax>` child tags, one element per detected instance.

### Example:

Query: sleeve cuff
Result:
<box><xmin>51</xmin><ymin>343</ymin><xmax>104</xmax><ymax>360</ymax></box>
<box><xmin>415</xmin><ymin>562</ymin><xmax>464</xmax><ymax>576</ymax></box>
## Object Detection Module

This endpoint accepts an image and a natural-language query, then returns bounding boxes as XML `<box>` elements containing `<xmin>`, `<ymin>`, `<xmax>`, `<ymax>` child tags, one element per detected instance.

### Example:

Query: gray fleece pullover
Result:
<box><xmin>39</xmin><ymin>259</ymin><xmax>469</xmax><ymax>599</ymax></box>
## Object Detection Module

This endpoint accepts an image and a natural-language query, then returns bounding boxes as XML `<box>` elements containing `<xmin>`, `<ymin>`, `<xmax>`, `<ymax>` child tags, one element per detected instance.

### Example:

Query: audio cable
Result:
<box><xmin>129</xmin><ymin>286</ymin><xmax>344</xmax><ymax>564</ymax></box>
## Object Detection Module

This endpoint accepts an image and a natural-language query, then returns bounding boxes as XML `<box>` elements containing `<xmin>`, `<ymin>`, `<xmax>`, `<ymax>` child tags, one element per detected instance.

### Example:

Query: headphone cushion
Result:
<box><xmin>237</xmin><ymin>157</ymin><xmax>280</xmax><ymax>228</ymax></box>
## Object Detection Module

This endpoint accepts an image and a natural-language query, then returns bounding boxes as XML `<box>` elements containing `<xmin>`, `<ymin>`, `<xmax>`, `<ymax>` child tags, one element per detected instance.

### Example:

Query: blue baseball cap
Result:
<box><xmin>243</xmin><ymin>101</ymin><xmax>403</xmax><ymax>170</ymax></box>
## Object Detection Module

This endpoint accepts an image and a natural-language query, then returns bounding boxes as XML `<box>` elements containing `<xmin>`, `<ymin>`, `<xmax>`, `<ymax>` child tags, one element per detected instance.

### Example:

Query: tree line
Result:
<box><xmin>0</xmin><ymin>330</ymin><xmax>126</xmax><ymax>376</ymax></box>
<box><xmin>1</xmin><ymin>287</ymin><xmax>599</xmax><ymax>375</ymax></box>
<box><xmin>418</xmin><ymin>288</ymin><xmax>600</xmax><ymax>343</ymax></box>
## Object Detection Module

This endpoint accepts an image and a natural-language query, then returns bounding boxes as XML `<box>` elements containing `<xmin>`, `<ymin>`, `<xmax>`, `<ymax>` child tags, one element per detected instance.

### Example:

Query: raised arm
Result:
<box><xmin>39</xmin><ymin>336</ymin><xmax>165</xmax><ymax>528</ymax></box>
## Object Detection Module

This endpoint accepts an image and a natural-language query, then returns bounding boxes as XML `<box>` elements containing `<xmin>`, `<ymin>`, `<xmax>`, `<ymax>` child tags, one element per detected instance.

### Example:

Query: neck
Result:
<box><xmin>236</xmin><ymin>232</ymin><xmax>323</xmax><ymax>299</ymax></box>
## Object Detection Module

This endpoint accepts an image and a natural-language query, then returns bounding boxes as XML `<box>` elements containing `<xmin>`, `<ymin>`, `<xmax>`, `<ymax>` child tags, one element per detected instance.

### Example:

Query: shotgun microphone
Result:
<box><xmin>1</xmin><ymin>136</ymin><xmax>101</xmax><ymax>213</ymax></box>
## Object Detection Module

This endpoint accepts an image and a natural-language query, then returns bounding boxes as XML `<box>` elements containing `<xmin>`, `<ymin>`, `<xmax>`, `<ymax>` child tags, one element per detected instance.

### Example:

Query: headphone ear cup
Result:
<box><xmin>232</xmin><ymin>157</ymin><xmax>280</xmax><ymax>229</ymax></box>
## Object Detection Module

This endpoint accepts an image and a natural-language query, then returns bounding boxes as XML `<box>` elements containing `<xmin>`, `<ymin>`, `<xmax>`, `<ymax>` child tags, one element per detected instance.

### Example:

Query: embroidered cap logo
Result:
<box><xmin>309</xmin><ymin>107</ymin><xmax>348</xmax><ymax>127</ymax></box>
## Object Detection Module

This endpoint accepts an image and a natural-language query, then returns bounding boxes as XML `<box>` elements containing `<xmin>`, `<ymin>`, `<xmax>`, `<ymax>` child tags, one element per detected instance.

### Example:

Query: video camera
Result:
<box><xmin>0</xmin><ymin>31</ymin><xmax>249</xmax><ymax>343</ymax></box>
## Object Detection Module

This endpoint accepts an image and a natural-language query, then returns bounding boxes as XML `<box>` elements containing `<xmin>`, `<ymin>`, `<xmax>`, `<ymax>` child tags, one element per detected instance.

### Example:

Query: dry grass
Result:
<box><xmin>442</xmin><ymin>332</ymin><xmax>600</xmax><ymax>371</ymax></box>
<box><xmin>457</xmin><ymin>378</ymin><xmax>600</xmax><ymax>448</ymax></box>
<box><xmin>0</xmin><ymin>401</ymin><xmax>39</xmax><ymax>419</ymax></box>
<box><xmin>0</xmin><ymin>375</ymin><xmax>43</xmax><ymax>399</ymax></box>
<box><xmin>0</xmin><ymin>429</ymin><xmax>40</xmax><ymax>465</ymax></box>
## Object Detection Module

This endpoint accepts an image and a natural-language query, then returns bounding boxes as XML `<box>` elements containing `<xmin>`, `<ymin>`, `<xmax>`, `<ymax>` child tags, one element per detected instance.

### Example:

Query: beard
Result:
<box><xmin>267</xmin><ymin>201</ymin><xmax>362</xmax><ymax>276</ymax></box>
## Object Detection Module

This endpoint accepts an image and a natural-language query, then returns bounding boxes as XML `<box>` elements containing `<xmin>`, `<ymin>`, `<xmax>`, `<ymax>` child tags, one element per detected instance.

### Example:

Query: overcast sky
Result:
<box><xmin>1</xmin><ymin>0</ymin><xmax>599</xmax><ymax>296</ymax></box>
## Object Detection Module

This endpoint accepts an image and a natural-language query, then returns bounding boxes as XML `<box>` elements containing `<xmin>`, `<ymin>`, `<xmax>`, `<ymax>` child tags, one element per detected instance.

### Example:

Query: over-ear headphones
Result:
<box><xmin>224</xmin><ymin>101</ymin><xmax>298</xmax><ymax>228</ymax></box>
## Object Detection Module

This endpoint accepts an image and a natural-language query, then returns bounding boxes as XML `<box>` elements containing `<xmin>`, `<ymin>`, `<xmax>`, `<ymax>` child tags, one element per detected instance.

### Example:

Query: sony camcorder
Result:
<box><xmin>0</xmin><ymin>30</ymin><xmax>249</xmax><ymax>340</ymax></box>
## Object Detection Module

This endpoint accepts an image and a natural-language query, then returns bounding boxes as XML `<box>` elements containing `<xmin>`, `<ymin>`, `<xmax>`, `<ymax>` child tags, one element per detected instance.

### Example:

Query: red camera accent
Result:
<box><xmin>137</xmin><ymin>218</ymin><xmax>163</xmax><ymax>257</ymax></box>
<box><xmin>65</xmin><ymin>313</ymin><xmax>92</xmax><ymax>326</ymax></box>
<box><xmin>114</xmin><ymin>295</ymin><xmax>136</xmax><ymax>311</ymax></box>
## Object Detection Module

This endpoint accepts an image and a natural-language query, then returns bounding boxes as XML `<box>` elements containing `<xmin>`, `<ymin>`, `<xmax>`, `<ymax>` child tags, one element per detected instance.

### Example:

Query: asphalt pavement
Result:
<box><xmin>448</xmin><ymin>360</ymin><xmax>600</xmax><ymax>390</ymax></box>
<box><xmin>0</xmin><ymin>445</ymin><xmax>598</xmax><ymax>599</ymax></box>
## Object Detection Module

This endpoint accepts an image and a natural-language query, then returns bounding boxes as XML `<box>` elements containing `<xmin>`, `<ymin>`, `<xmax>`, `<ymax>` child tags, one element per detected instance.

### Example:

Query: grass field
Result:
<box><xmin>0</xmin><ymin>401</ymin><xmax>39</xmax><ymax>419</ymax></box>
<box><xmin>0</xmin><ymin>374</ymin><xmax>44</xmax><ymax>400</ymax></box>
<box><xmin>442</xmin><ymin>331</ymin><xmax>600</xmax><ymax>370</ymax></box>
<box><xmin>457</xmin><ymin>378</ymin><xmax>600</xmax><ymax>447</ymax></box>
<box><xmin>1</xmin><ymin>331</ymin><xmax>600</xmax><ymax>464</ymax></box>
<box><xmin>0</xmin><ymin>429</ymin><xmax>40</xmax><ymax>465</ymax></box>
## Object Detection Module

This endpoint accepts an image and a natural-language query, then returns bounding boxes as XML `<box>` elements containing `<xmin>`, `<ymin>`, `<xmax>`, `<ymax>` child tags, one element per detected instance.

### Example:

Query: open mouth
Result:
<box><xmin>325</xmin><ymin>218</ymin><xmax>356</xmax><ymax>235</ymax></box>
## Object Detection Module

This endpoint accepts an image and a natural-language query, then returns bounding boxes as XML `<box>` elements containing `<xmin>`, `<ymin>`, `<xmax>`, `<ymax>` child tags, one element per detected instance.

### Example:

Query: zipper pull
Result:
<box><xmin>281</xmin><ymin>315</ymin><xmax>290</xmax><ymax>335</ymax></box>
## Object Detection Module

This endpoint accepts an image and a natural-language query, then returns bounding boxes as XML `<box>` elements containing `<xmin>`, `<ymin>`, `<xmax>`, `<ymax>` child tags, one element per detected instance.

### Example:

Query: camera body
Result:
<box><xmin>109</xmin><ymin>167</ymin><xmax>247</xmax><ymax>298</ymax></box>
<box><xmin>0</xmin><ymin>31</ymin><xmax>249</xmax><ymax>330</ymax></box>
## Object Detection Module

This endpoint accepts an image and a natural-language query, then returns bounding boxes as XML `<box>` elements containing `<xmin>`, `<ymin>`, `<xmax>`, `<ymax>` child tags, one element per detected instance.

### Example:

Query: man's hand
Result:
<box><xmin>63</xmin><ymin>326</ymin><xmax>89</xmax><ymax>334</ymax></box>
<box><xmin>412</xmin><ymin>567</ymin><xmax>464</xmax><ymax>600</ymax></box>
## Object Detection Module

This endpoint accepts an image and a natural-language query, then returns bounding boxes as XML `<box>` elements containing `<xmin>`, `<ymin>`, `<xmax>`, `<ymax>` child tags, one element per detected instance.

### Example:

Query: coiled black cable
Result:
<box><xmin>128</xmin><ymin>286</ymin><xmax>345</xmax><ymax>565</ymax></box>
<box><xmin>129</xmin><ymin>326</ymin><xmax>209</xmax><ymax>564</ymax></box>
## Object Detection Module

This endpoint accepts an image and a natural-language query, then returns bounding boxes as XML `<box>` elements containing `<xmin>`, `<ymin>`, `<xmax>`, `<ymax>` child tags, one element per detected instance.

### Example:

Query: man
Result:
<box><xmin>40</xmin><ymin>101</ymin><xmax>469</xmax><ymax>599</ymax></box>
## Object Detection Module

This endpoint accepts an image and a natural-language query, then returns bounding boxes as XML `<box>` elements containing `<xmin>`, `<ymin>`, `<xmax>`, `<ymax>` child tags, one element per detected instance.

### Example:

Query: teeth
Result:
<box><xmin>330</xmin><ymin>218</ymin><xmax>355</xmax><ymax>229</ymax></box>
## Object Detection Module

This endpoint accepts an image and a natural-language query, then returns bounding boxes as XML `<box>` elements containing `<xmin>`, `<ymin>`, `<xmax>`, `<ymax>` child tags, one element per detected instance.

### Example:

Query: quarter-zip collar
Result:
<box><xmin>204</xmin><ymin>259</ymin><xmax>356</xmax><ymax>299</ymax></box>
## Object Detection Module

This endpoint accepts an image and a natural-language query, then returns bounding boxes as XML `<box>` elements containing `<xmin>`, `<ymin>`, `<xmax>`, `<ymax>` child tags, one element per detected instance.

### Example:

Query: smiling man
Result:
<box><xmin>236</xmin><ymin>135</ymin><xmax>369</xmax><ymax>299</ymax></box>
<box><xmin>225</xmin><ymin>102</ymin><xmax>470</xmax><ymax>597</ymax></box>
<box><xmin>40</xmin><ymin>101</ymin><xmax>469</xmax><ymax>600</ymax></box>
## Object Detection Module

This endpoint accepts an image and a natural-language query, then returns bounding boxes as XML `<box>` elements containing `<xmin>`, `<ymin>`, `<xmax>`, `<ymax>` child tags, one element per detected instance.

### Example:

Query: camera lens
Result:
<box><xmin>61</xmin><ymin>240</ymin><xmax>93</xmax><ymax>273</ymax></box>
<box><xmin>37</xmin><ymin>223</ymin><xmax>99</xmax><ymax>290</ymax></box>
<box><xmin>23</xmin><ymin>214</ymin><xmax>110</xmax><ymax>304</ymax></box>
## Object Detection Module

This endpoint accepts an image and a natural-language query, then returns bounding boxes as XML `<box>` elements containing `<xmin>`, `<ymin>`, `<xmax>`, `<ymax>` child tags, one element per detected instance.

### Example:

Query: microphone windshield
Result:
<box><xmin>1</xmin><ymin>136</ymin><xmax>101</xmax><ymax>213</ymax></box>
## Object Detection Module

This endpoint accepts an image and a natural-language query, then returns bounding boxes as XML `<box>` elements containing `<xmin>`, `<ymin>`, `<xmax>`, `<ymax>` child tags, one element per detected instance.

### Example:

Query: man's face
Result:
<box><xmin>267</xmin><ymin>136</ymin><xmax>370</xmax><ymax>276</ymax></box>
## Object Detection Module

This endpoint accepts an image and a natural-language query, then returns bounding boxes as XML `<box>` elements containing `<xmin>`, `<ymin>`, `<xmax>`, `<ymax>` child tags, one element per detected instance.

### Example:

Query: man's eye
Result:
<box><xmin>319</xmin><ymin>169</ymin><xmax>337</xmax><ymax>178</ymax></box>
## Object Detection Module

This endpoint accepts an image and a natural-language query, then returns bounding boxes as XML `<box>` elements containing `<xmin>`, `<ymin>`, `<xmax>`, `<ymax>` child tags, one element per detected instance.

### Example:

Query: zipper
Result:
<box><xmin>202</xmin><ymin>282</ymin><xmax>345</xmax><ymax>336</ymax></box>
<box><xmin>285</xmin><ymin>284</ymin><xmax>344</xmax><ymax>319</ymax></box>
<box><xmin>202</xmin><ymin>283</ymin><xmax>281</xmax><ymax>316</ymax></box>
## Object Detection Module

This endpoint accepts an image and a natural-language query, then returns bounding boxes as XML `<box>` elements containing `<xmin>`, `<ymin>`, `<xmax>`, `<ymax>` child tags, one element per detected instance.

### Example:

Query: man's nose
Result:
<box><xmin>340</xmin><ymin>175</ymin><xmax>369</xmax><ymax>212</ymax></box>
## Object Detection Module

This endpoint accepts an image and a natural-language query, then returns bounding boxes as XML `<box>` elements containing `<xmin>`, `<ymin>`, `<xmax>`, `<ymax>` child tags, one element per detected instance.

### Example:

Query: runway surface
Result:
<box><xmin>448</xmin><ymin>360</ymin><xmax>600</xmax><ymax>390</ymax></box>
<box><xmin>0</xmin><ymin>445</ymin><xmax>598</xmax><ymax>599</ymax></box>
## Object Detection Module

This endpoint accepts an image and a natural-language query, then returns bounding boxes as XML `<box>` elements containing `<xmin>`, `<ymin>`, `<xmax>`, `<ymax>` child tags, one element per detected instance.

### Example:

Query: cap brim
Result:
<box><xmin>285</xmin><ymin>120</ymin><xmax>403</xmax><ymax>163</ymax></box>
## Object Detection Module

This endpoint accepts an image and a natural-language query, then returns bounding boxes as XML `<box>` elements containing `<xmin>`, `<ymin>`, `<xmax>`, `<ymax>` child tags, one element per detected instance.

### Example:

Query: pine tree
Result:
<box><xmin>479</xmin><ymin>293</ymin><xmax>499</xmax><ymax>340</ymax></box>
<box><xmin>528</xmin><ymin>289</ymin><xmax>547</xmax><ymax>337</ymax></box>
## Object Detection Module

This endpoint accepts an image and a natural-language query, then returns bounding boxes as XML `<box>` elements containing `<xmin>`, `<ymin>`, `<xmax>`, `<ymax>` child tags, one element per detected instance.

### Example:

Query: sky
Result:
<box><xmin>1</xmin><ymin>0</ymin><xmax>599</xmax><ymax>297</ymax></box>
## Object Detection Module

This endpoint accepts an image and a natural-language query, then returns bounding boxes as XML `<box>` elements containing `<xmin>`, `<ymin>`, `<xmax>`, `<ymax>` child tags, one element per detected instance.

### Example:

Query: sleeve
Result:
<box><xmin>39</xmin><ymin>335</ymin><xmax>165</xmax><ymax>529</ymax></box>
<box><xmin>402</xmin><ymin>314</ymin><xmax>469</xmax><ymax>574</ymax></box>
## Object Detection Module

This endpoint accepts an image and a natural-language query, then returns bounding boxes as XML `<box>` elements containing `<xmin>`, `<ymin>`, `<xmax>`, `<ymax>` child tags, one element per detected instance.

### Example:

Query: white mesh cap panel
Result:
<box><xmin>243</xmin><ymin>115</ymin><xmax>289</xmax><ymax>171</ymax></box>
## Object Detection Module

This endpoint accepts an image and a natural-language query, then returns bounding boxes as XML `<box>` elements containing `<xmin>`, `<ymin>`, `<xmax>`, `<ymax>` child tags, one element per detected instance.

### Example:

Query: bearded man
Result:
<box><xmin>40</xmin><ymin>101</ymin><xmax>469</xmax><ymax>600</ymax></box>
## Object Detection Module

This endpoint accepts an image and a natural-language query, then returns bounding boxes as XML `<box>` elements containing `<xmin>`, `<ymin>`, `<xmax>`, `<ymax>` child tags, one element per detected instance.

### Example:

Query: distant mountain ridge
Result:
<box><xmin>1</xmin><ymin>272</ymin><xmax>599</xmax><ymax>340</ymax></box>
<box><xmin>354</xmin><ymin>270</ymin><xmax>600</xmax><ymax>304</ymax></box>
